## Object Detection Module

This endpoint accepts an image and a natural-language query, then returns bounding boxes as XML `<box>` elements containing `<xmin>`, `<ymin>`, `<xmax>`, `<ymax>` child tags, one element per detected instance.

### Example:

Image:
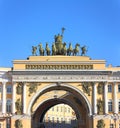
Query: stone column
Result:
<box><xmin>104</xmin><ymin>82</ymin><xmax>108</xmax><ymax>114</ymax></box>
<box><xmin>93</xmin><ymin>82</ymin><xmax>97</xmax><ymax>114</ymax></box>
<box><xmin>12</xmin><ymin>82</ymin><xmax>16</xmax><ymax>114</ymax></box>
<box><xmin>23</xmin><ymin>82</ymin><xmax>26</xmax><ymax>114</ymax></box>
<box><xmin>114</xmin><ymin>82</ymin><xmax>118</xmax><ymax>113</ymax></box>
<box><xmin>2</xmin><ymin>82</ymin><xmax>6</xmax><ymax>114</ymax></box>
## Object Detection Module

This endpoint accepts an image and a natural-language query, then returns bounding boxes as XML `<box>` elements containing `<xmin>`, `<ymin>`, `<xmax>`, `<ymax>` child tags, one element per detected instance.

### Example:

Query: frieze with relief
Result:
<box><xmin>25</xmin><ymin>64</ymin><xmax>93</xmax><ymax>70</ymax></box>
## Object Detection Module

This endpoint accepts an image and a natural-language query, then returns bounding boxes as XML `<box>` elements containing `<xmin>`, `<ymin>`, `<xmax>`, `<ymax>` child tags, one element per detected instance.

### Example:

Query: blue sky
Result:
<box><xmin>0</xmin><ymin>0</ymin><xmax>120</xmax><ymax>67</ymax></box>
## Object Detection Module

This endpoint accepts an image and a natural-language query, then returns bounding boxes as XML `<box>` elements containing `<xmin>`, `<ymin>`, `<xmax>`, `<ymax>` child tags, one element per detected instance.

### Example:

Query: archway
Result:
<box><xmin>28</xmin><ymin>83</ymin><xmax>92</xmax><ymax>128</ymax></box>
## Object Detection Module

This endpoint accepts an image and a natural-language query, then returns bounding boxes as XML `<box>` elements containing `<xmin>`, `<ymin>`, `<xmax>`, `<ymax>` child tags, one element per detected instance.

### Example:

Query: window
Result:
<box><xmin>119</xmin><ymin>124</ymin><xmax>120</xmax><ymax>128</ymax></box>
<box><xmin>6</xmin><ymin>118</ymin><xmax>10</xmax><ymax>128</ymax></box>
<box><xmin>61</xmin><ymin>107</ymin><xmax>62</xmax><ymax>112</ymax></box>
<box><xmin>0</xmin><ymin>100</ymin><xmax>2</xmax><ymax>112</ymax></box>
<box><xmin>68</xmin><ymin>108</ymin><xmax>70</xmax><ymax>113</ymax></box>
<box><xmin>118</xmin><ymin>101</ymin><xmax>120</xmax><ymax>112</ymax></box>
<box><xmin>118</xmin><ymin>85</ymin><xmax>120</xmax><ymax>92</ymax></box>
<box><xmin>0</xmin><ymin>87</ymin><xmax>1</xmax><ymax>93</ymax></box>
<box><xmin>110</xmin><ymin>124</ymin><xmax>114</xmax><ymax>128</ymax></box>
<box><xmin>7</xmin><ymin>85</ymin><xmax>12</xmax><ymax>93</ymax></box>
<box><xmin>57</xmin><ymin>117</ymin><xmax>59</xmax><ymax>123</ymax></box>
<box><xmin>108</xmin><ymin>85</ymin><xmax>112</xmax><ymax>92</ymax></box>
<box><xmin>6</xmin><ymin>99</ymin><xmax>12</xmax><ymax>113</ymax></box>
<box><xmin>56</xmin><ymin>106</ymin><xmax>59</xmax><ymax>112</ymax></box>
<box><xmin>52</xmin><ymin>117</ymin><xmax>54</xmax><ymax>122</ymax></box>
<box><xmin>108</xmin><ymin>100</ymin><xmax>112</xmax><ymax>112</ymax></box>
<box><xmin>52</xmin><ymin>107</ymin><xmax>54</xmax><ymax>111</ymax></box>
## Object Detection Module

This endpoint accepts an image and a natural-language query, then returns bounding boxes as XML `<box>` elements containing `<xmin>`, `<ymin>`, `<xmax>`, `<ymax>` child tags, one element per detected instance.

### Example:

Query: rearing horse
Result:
<box><xmin>45</xmin><ymin>43</ymin><xmax>51</xmax><ymax>55</ymax></box>
<box><xmin>38</xmin><ymin>43</ymin><xmax>44</xmax><ymax>56</ymax></box>
<box><xmin>73</xmin><ymin>43</ymin><xmax>80</xmax><ymax>56</ymax></box>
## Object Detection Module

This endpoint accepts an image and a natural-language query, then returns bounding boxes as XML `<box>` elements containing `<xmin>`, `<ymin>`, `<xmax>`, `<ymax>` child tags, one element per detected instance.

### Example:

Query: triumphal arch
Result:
<box><xmin>1</xmin><ymin>28</ymin><xmax>120</xmax><ymax>128</ymax></box>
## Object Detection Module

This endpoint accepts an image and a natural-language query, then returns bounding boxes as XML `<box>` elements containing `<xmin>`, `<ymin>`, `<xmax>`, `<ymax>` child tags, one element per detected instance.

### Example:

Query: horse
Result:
<box><xmin>62</xmin><ymin>42</ymin><xmax>67</xmax><ymax>55</ymax></box>
<box><xmin>38</xmin><ymin>43</ymin><xmax>44</xmax><ymax>56</ymax></box>
<box><xmin>81</xmin><ymin>45</ymin><xmax>87</xmax><ymax>56</ymax></box>
<box><xmin>45</xmin><ymin>43</ymin><xmax>51</xmax><ymax>55</ymax></box>
<box><xmin>67</xmin><ymin>43</ymin><xmax>73</xmax><ymax>56</ymax></box>
<box><xmin>52</xmin><ymin>43</ymin><xmax>57</xmax><ymax>55</ymax></box>
<box><xmin>32</xmin><ymin>46</ymin><xmax>37</xmax><ymax>56</ymax></box>
<box><xmin>73</xmin><ymin>43</ymin><xmax>80</xmax><ymax>56</ymax></box>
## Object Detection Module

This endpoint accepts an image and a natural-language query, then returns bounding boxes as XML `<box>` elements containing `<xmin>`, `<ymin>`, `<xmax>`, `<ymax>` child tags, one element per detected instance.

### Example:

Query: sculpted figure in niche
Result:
<box><xmin>16</xmin><ymin>82</ymin><xmax>23</xmax><ymax>95</ymax></box>
<box><xmin>97</xmin><ymin>119</ymin><xmax>105</xmax><ymax>128</ymax></box>
<box><xmin>15</xmin><ymin>99</ymin><xmax>22</xmax><ymax>114</ymax></box>
<box><xmin>15</xmin><ymin>119</ymin><xmax>23</xmax><ymax>128</ymax></box>
<box><xmin>97</xmin><ymin>98</ymin><xmax>104</xmax><ymax>114</ymax></box>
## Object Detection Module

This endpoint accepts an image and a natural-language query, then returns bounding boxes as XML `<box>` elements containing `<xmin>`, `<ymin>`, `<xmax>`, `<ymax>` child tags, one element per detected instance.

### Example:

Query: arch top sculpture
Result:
<box><xmin>32</xmin><ymin>28</ymin><xmax>88</xmax><ymax>56</ymax></box>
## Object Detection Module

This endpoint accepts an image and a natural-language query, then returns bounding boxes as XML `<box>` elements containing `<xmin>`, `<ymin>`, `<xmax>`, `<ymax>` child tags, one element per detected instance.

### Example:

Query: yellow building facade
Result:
<box><xmin>0</xmin><ymin>55</ymin><xmax>120</xmax><ymax>128</ymax></box>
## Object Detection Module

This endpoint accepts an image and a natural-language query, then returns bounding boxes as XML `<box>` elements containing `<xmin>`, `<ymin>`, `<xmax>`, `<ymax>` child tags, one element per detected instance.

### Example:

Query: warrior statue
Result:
<box><xmin>54</xmin><ymin>27</ymin><xmax>65</xmax><ymax>55</ymax></box>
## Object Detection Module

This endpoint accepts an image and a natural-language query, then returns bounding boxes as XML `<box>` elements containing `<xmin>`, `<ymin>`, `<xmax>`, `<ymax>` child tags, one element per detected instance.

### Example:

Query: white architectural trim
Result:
<box><xmin>104</xmin><ymin>82</ymin><xmax>108</xmax><ymax>114</ymax></box>
<box><xmin>27</xmin><ymin>83</ymin><xmax>92</xmax><ymax>116</ymax></box>
<box><xmin>12</xmin><ymin>82</ymin><xmax>16</xmax><ymax>114</ymax></box>
<box><xmin>23</xmin><ymin>82</ymin><xmax>27</xmax><ymax>114</ymax></box>
<box><xmin>2</xmin><ymin>82</ymin><xmax>6</xmax><ymax>114</ymax></box>
<box><xmin>114</xmin><ymin>82</ymin><xmax>118</xmax><ymax>113</ymax></box>
<box><xmin>93</xmin><ymin>83</ymin><xmax>97</xmax><ymax>114</ymax></box>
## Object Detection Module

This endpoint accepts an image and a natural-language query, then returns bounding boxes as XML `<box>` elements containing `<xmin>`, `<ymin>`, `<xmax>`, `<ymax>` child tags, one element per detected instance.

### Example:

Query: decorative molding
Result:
<box><xmin>25</xmin><ymin>64</ymin><xmax>93</xmax><ymax>70</ymax></box>
<box><xmin>28</xmin><ymin>82</ymin><xmax>39</xmax><ymax>96</ymax></box>
<box><xmin>12</xmin><ymin>75</ymin><xmax>109</xmax><ymax>82</ymax></box>
<box><xmin>81</xmin><ymin>82</ymin><xmax>93</xmax><ymax>96</ymax></box>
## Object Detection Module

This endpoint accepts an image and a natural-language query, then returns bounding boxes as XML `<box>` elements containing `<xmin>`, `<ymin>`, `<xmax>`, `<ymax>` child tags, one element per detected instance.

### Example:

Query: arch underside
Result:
<box><xmin>30</xmin><ymin>84</ymin><xmax>92</xmax><ymax>128</ymax></box>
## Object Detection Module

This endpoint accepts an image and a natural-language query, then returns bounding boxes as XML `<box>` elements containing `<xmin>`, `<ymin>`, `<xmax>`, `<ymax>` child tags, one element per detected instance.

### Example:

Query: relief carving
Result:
<box><xmin>97</xmin><ymin>98</ymin><xmax>104</xmax><ymax>115</ymax></box>
<box><xmin>97</xmin><ymin>119</ymin><xmax>105</xmax><ymax>128</ymax></box>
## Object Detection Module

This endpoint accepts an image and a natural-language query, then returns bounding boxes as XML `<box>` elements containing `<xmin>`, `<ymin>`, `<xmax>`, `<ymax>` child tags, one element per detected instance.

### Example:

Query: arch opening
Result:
<box><xmin>29</xmin><ymin>83</ymin><xmax>92</xmax><ymax>128</ymax></box>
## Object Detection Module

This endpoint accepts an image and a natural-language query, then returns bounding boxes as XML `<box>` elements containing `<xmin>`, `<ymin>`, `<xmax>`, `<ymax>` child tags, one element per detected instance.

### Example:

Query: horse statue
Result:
<box><xmin>73</xmin><ymin>43</ymin><xmax>80</xmax><ymax>56</ymax></box>
<box><xmin>32</xmin><ymin>46</ymin><xmax>37</xmax><ymax>56</ymax></box>
<box><xmin>67</xmin><ymin>43</ymin><xmax>73</xmax><ymax>56</ymax></box>
<box><xmin>45</xmin><ymin>43</ymin><xmax>51</xmax><ymax>55</ymax></box>
<box><xmin>52</xmin><ymin>43</ymin><xmax>57</xmax><ymax>55</ymax></box>
<box><xmin>81</xmin><ymin>45</ymin><xmax>87</xmax><ymax>56</ymax></box>
<box><xmin>62</xmin><ymin>42</ymin><xmax>67</xmax><ymax>55</ymax></box>
<box><xmin>38</xmin><ymin>43</ymin><xmax>44</xmax><ymax>56</ymax></box>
